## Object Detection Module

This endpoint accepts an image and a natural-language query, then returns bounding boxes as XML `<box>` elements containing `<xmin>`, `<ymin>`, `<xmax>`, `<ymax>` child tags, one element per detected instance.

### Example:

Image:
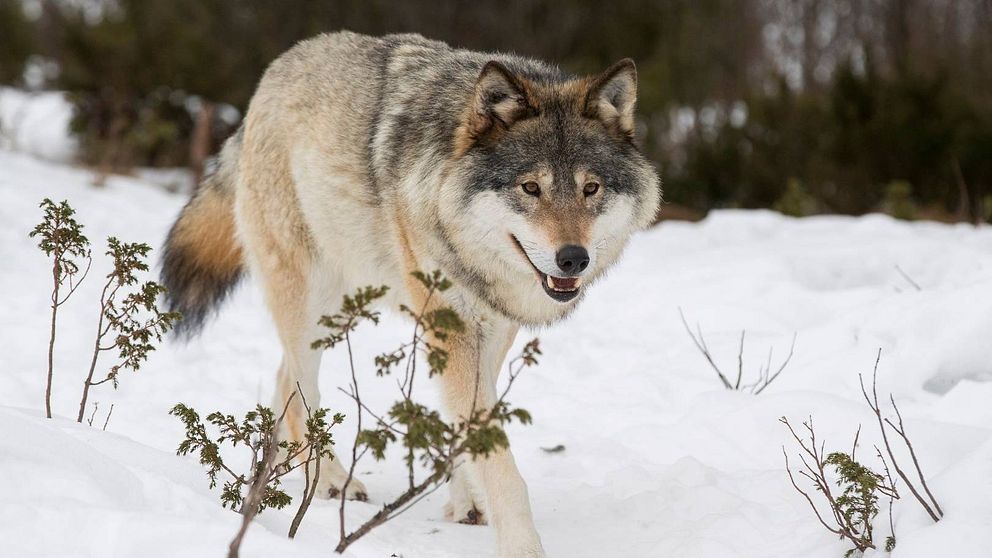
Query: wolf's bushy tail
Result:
<box><xmin>162</xmin><ymin>131</ymin><xmax>245</xmax><ymax>337</ymax></box>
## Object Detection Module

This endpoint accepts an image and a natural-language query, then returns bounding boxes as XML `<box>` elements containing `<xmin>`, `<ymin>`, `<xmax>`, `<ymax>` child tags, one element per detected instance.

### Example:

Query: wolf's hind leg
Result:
<box><xmin>237</xmin><ymin>183</ymin><xmax>367</xmax><ymax>501</ymax></box>
<box><xmin>273</xmin><ymin>345</ymin><xmax>369</xmax><ymax>502</ymax></box>
<box><xmin>269</xmin><ymin>267</ymin><xmax>368</xmax><ymax>502</ymax></box>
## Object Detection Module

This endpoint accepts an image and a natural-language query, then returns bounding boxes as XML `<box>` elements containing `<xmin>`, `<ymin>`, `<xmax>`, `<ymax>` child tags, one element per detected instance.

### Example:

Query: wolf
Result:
<box><xmin>162</xmin><ymin>31</ymin><xmax>660</xmax><ymax>557</ymax></box>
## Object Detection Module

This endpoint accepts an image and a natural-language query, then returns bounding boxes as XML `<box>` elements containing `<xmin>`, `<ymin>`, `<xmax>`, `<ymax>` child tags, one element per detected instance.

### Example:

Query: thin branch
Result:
<box><xmin>851</xmin><ymin>424</ymin><xmax>862</xmax><ymax>462</ymax></box>
<box><xmin>339</xmin><ymin>324</ymin><xmax>365</xmax><ymax>545</ymax></box>
<box><xmin>782</xmin><ymin>447</ymin><xmax>844</xmax><ymax>536</ymax></box>
<box><xmin>876</xmin><ymin>447</ymin><xmax>899</xmax><ymax>547</ymax></box>
<box><xmin>895</xmin><ymin>265</ymin><xmax>922</xmax><ymax>291</ymax></box>
<box><xmin>61</xmin><ymin>255</ymin><xmax>93</xmax><ymax>304</ymax></box>
<box><xmin>78</xmin><ymin>278</ymin><xmax>114</xmax><ymax>422</ymax></box>
<box><xmin>885</xmin><ymin>395</ymin><xmax>943</xmax><ymax>517</ymax></box>
<box><xmin>87</xmin><ymin>376</ymin><xmax>116</xmax><ymax>387</ymax></box>
<box><xmin>336</xmin><ymin>466</ymin><xmax>449</xmax><ymax>553</ymax></box>
<box><xmin>288</xmin><ymin>383</ymin><xmax>320</xmax><ymax>538</ymax></box>
<box><xmin>754</xmin><ymin>333</ymin><xmax>796</xmax><ymax>394</ymax></box>
<box><xmin>102</xmin><ymin>404</ymin><xmax>114</xmax><ymax>431</ymax></box>
<box><xmin>679</xmin><ymin>307</ymin><xmax>733</xmax><ymax>389</ymax></box>
<box><xmin>86</xmin><ymin>402</ymin><xmax>100</xmax><ymax>427</ymax></box>
<box><xmin>859</xmin><ymin>351</ymin><xmax>941</xmax><ymax>522</ymax></box>
<box><xmin>735</xmin><ymin>330</ymin><xmax>745</xmax><ymax>390</ymax></box>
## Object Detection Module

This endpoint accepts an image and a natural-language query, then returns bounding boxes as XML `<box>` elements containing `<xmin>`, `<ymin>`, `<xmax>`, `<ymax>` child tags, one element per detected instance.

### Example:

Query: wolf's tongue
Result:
<box><xmin>546</xmin><ymin>275</ymin><xmax>579</xmax><ymax>291</ymax></box>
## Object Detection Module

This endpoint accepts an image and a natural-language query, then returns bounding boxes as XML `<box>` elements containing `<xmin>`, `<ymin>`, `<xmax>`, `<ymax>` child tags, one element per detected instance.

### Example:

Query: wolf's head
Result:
<box><xmin>439</xmin><ymin>58</ymin><xmax>661</xmax><ymax>325</ymax></box>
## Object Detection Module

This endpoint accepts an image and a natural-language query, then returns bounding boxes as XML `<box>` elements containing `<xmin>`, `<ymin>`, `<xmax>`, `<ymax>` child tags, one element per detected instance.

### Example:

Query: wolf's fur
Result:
<box><xmin>163</xmin><ymin>32</ymin><xmax>660</xmax><ymax>557</ymax></box>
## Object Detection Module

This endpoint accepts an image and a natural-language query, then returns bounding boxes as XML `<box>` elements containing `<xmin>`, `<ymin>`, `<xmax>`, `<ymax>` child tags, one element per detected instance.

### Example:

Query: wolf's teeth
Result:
<box><xmin>574</xmin><ymin>278</ymin><xmax>582</xmax><ymax>288</ymax></box>
<box><xmin>546</xmin><ymin>275</ymin><xmax>554</xmax><ymax>288</ymax></box>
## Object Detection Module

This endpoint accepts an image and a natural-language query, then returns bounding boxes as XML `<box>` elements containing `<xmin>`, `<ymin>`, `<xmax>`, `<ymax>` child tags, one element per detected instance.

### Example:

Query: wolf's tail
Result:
<box><xmin>162</xmin><ymin>129</ymin><xmax>245</xmax><ymax>338</ymax></box>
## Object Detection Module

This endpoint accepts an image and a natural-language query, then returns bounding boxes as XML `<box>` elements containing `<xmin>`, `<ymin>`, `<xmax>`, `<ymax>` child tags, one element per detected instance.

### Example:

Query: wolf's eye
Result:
<box><xmin>521</xmin><ymin>181</ymin><xmax>541</xmax><ymax>196</ymax></box>
<box><xmin>583</xmin><ymin>182</ymin><xmax>601</xmax><ymax>196</ymax></box>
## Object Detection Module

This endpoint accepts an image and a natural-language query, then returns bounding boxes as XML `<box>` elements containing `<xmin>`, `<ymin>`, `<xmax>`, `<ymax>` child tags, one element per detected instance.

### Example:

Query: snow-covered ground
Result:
<box><xmin>0</xmin><ymin>88</ymin><xmax>77</xmax><ymax>163</ymax></box>
<box><xmin>2</xmin><ymin>143</ymin><xmax>992</xmax><ymax>558</ymax></box>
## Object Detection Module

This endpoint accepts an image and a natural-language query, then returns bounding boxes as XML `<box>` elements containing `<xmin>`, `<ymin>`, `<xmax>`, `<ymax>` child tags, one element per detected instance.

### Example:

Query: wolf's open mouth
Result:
<box><xmin>510</xmin><ymin>236</ymin><xmax>582</xmax><ymax>303</ymax></box>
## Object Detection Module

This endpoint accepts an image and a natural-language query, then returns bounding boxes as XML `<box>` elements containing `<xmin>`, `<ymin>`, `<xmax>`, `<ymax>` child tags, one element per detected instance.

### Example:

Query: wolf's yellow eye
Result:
<box><xmin>521</xmin><ymin>181</ymin><xmax>541</xmax><ymax>196</ymax></box>
<box><xmin>583</xmin><ymin>182</ymin><xmax>601</xmax><ymax>196</ymax></box>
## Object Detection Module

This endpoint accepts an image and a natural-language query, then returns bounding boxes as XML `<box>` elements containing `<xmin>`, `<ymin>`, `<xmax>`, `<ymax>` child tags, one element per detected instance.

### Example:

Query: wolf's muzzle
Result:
<box><xmin>510</xmin><ymin>235</ymin><xmax>584</xmax><ymax>303</ymax></box>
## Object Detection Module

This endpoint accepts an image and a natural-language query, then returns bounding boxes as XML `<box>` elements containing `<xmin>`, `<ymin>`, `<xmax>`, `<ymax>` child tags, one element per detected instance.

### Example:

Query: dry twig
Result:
<box><xmin>859</xmin><ymin>350</ymin><xmax>942</xmax><ymax>522</ymax></box>
<box><xmin>894</xmin><ymin>265</ymin><xmax>922</xmax><ymax>292</ymax></box>
<box><xmin>680</xmin><ymin>308</ymin><xmax>795</xmax><ymax>393</ymax></box>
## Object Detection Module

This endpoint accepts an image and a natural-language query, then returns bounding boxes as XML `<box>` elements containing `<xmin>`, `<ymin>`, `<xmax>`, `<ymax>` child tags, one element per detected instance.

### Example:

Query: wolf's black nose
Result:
<box><xmin>555</xmin><ymin>245</ymin><xmax>590</xmax><ymax>276</ymax></box>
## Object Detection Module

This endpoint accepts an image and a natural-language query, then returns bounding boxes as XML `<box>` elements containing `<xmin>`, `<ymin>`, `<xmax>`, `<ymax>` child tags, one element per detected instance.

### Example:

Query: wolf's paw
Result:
<box><xmin>315</xmin><ymin>469</ymin><xmax>368</xmax><ymax>501</ymax></box>
<box><xmin>445</xmin><ymin>501</ymin><xmax>486</xmax><ymax>525</ymax></box>
<box><xmin>444</xmin><ymin>468</ymin><xmax>487</xmax><ymax>525</ymax></box>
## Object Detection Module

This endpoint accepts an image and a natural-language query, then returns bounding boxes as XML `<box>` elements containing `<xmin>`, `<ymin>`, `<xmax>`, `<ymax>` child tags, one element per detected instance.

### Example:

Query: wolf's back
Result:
<box><xmin>161</xmin><ymin>129</ymin><xmax>245</xmax><ymax>337</ymax></box>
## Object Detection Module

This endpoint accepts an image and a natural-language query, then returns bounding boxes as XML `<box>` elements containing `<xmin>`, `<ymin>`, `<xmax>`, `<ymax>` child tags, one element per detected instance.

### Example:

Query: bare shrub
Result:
<box><xmin>783</xmin><ymin>351</ymin><xmax>944</xmax><ymax>556</ymax></box>
<box><xmin>679</xmin><ymin>308</ymin><xmax>795</xmax><ymax>393</ymax></box>
<box><xmin>860</xmin><ymin>351</ymin><xmax>943</xmax><ymax>523</ymax></box>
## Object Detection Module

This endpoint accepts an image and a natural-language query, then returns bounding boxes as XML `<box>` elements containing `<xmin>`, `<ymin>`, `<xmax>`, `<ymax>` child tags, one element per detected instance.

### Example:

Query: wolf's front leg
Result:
<box><xmin>439</xmin><ymin>318</ymin><xmax>547</xmax><ymax>558</ymax></box>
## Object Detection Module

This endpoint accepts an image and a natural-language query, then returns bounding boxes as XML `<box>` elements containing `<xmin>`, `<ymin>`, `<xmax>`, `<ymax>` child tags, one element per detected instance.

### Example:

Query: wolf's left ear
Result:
<box><xmin>584</xmin><ymin>59</ymin><xmax>638</xmax><ymax>139</ymax></box>
<box><xmin>465</xmin><ymin>61</ymin><xmax>535</xmax><ymax>139</ymax></box>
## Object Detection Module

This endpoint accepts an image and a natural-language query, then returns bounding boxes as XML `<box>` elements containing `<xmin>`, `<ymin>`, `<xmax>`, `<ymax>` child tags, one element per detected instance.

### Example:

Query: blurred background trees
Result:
<box><xmin>1</xmin><ymin>0</ymin><xmax>990</xmax><ymax>221</ymax></box>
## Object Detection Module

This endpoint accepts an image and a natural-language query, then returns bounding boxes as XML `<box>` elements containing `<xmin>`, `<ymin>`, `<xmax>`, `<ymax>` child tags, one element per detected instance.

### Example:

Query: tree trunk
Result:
<box><xmin>190</xmin><ymin>100</ymin><xmax>216</xmax><ymax>189</ymax></box>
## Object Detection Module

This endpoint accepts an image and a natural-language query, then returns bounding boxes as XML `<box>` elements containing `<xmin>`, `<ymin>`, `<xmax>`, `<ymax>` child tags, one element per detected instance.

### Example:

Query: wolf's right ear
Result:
<box><xmin>463</xmin><ymin>61</ymin><xmax>536</xmax><ymax>140</ymax></box>
<box><xmin>584</xmin><ymin>58</ymin><xmax>638</xmax><ymax>139</ymax></box>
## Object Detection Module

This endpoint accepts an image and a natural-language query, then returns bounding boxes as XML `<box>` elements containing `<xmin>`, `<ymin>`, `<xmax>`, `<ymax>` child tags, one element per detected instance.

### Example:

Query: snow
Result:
<box><xmin>2</xmin><ymin>143</ymin><xmax>992</xmax><ymax>558</ymax></box>
<box><xmin>0</xmin><ymin>88</ymin><xmax>76</xmax><ymax>163</ymax></box>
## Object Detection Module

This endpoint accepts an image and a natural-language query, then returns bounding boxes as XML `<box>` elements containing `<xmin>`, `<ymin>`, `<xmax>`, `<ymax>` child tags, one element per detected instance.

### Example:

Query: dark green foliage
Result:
<box><xmin>0</xmin><ymin>0</ymin><xmax>34</xmax><ymax>84</ymax></box>
<box><xmin>825</xmin><ymin>452</ymin><xmax>891</xmax><ymax>554</ymax></box>
<box><xmin>31</xmin><ymin>198</ymin><xmax>91</xmax><ymax>284</ymax></box>
<box><xmin>669</xmin><ymin>63</ymin><xmax>990</xmax><ymax>220</ymax></box>
<box><xmin>882</xmin><ymin>181</ymin><xmax>916</xmax><ymax>221</ymax></box>
<box><xmin>311</xmin><ymin>285</ymin><xmax>389</xmax><ymax>351</ymax></box>
<box><xmin>782</xmin><ymin>416</ymin><xmax>899</xmax><ymax>557</ymax></box>
<box><xmin>77</xmin><ymin>237</ymin><xmax>180</xmax><ymax>422</ymax></box>
<box><xmin>774</xmin><ymin>178</ymin><xmax>818</xmax><ymax>217</ymax></box>
<box><xmin>31</xmin><ymin>198</ymin><xmax>178</xmax><ymax>422</ymax></box>
<box><xmin>368</xmin><ymin>270</ymin><xmax>466</xmax><ymax>380</ymax></box>
<box><xmin>98</xmin><ymin>238</ymin><xmax>181</xmax><ymax>385</ymax></box>
<box><xmin>7</xmin><ymin>1</ymin><xmax>992</xmax><ymax>220</ymax></box>
<box><xmin>172</xmin><ymin>403</ymin><xmax>226</xmax><ymax>489</ymax></box>
<box><xmin>170</xmin><ymin>400</ymin><xmax>343</xmax><ymax>513</ymax></box>
<box><xmin>315</xmin><ymin>272</ymin><xmax>529</xmax><ymax>475</ymax></box>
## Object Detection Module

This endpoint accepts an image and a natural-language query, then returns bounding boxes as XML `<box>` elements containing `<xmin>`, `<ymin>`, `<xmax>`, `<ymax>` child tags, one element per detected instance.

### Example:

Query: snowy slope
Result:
<box><xmin>2</xmin><ymin>147</ymin><xmax>992</xmax><ymax>558</ymax></box>
<box><xmin>0</xmin><ymin>88</ymin><xmax>77</xmax><ymax>163</ymax></box>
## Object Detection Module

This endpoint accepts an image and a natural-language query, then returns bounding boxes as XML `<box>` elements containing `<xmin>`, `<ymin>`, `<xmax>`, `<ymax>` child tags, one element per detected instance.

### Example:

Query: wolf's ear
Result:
<box><xmin>584</xmin><ymin>58</ymin><xmax>638</xmax><ymax>139</ymax></box>
<box><xmin>465</xmin><ymin>61</ymin><xmax>535</xmax><ymax>138</ymax></box>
